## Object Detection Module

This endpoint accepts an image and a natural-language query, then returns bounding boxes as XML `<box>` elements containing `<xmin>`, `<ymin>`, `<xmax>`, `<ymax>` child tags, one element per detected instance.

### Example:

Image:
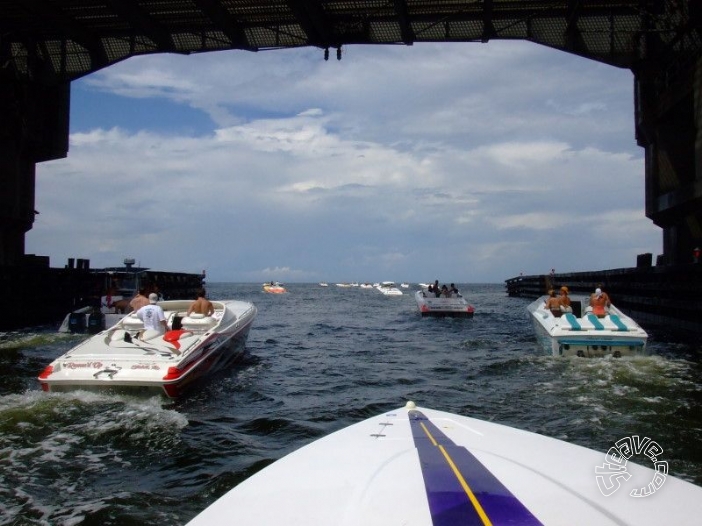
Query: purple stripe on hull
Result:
<box><xmin>408</xmin><ymin>410</ymin><xmax>543</xmax><ymax>526</ymax></box>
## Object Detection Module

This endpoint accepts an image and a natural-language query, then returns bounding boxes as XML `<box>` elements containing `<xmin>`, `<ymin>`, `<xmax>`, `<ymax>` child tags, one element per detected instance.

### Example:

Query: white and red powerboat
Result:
<box><xmin>39</xmin><ymin>299</ymin><xmax>256</xmax><ymax>398</ymax></box>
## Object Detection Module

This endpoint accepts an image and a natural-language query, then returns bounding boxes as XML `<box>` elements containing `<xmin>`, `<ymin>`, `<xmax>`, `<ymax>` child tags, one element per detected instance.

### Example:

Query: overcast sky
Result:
<box><xmin>26</xmin><ymin>41</ymin><xmax>661</xmax><ymax>283</ymax></box>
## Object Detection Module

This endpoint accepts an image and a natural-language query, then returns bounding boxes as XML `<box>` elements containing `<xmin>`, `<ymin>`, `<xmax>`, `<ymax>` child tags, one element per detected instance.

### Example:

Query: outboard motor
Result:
<box><xmin>571</xmin><ymin>301</ymin><xmax>582</xmax><ymax>318</ymax></box>
<box><xmin>88</xmin><ymin>311</ymin><xmax>105</xmax><ymax>334</ymax></box>
<box><xmin>68</xmin><ymin>312</ymin><xmax>86</xmax><ymax>333</ymax></box>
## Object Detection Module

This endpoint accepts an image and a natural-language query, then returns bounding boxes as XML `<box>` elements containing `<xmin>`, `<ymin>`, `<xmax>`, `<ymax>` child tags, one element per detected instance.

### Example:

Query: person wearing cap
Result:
<box><xmin>589</xmin><ymin>286</ymin><xmax>611</xmax><ymax>317</ymax></box>
<box><xmin>558</xmin><ymin>286</ymin><xmax>572</xmax><ymax>313</ymax></box>
<box><xmin>136</xmin><ymin>293</ymin><xmax>167</xmax><ymax>333</ymax></box>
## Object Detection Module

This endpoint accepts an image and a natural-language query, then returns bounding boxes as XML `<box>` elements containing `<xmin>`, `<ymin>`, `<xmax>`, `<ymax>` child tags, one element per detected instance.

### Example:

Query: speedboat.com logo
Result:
<box><xmin>595</xmin><ymin>436</ymin><xmax>668</xmax><ymax>497</ymax></box>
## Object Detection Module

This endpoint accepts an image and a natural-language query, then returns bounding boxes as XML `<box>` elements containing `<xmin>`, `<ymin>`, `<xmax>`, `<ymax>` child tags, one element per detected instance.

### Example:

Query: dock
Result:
<box><xmin>1</xmin><ymin>256</ymin><xmax>205</xmax><ymax>331</ymax></box>
<box><xmin>506</xmin><ymin>258</ymin><xmax>702</xmax><ymax>339</ymax></box>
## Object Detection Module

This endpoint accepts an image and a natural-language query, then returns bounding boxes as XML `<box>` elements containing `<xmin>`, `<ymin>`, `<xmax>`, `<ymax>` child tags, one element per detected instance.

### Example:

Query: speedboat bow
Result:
<box><xmin>415</xmin><ymin>290</ymin><xmax>475</xmax><ymax>318</ymax></box>
<box><xmin>39</xmin><ymin>299</ymin><xmax>257</xmax><ymax>398</ymax></box>
<box><xmin>527</xmin><ymin>294</ymin><xmax>647</xmax><ymax>357</ymax></box>
<box><xmin>186</xmin><ymin>401</ymin><xmax>702</xmax><ymax>525</ymax></box>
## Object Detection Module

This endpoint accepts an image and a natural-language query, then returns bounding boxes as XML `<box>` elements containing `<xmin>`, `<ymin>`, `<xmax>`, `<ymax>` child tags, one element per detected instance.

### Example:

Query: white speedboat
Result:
<box><xmin>527</xmin><ymin>294</ymin><xmax>648</xmax><ymax>357</ymax></box>
<box><xmin>376</xmin><ymin>281</ymin><xmax>403</xmax><ymax>295</ymax></box>
<box><xmin>39</xmin><ymin>299</ymin><xmax>257</xmax><ymax>398</ymax></box>
<box><xmin>186</xmin><ymin>401</ymin><xmax>702</xmax><ymax>526</ymax></box>
<box><xmin>415</xmin><ymin>290</ymin><xmax>475</xmax><ymax>318</ymax></box>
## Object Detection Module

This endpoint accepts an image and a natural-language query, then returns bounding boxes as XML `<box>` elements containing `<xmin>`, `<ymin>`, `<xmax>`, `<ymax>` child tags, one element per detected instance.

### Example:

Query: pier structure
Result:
<box><xmin>1</xmin><ymin>1</ymin><xmax>701</xmax><ymax>328</ymax></box>
<box><xmin>0</xmin><ymin>256</ymin><xmax>206</xmax><ymax>330</ymax></box>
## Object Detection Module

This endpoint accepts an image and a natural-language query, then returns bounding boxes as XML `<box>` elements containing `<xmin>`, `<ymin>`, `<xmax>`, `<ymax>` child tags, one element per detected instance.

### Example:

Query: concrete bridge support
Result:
<box><xmin>0</xmin><ymin>77</ymin><xmax>69</xmax><ymax>266</ymax></box>
<box><xmin>636</xmin><ymin>57</ymin><xmax>702</xmax><ymax>266</ymax></box>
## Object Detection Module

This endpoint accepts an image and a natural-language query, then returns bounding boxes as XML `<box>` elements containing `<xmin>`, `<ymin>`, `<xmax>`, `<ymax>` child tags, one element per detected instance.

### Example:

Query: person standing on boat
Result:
<box><xmin>136</xmin><ymin>293</ymin><xmax>167</xmax><ymax>333</ymax></box>
<box><xmin>187</xmin><ymin>289</ymin><xmax>214</xmax><ymax>317</ymax></box>
<box><xmin>589</xmin><ymin>287</ymin><xmax>611</xmax><ymax>317</ymax></box>
<box><xmin>450</xmin><ymin>283</ymin><xmax>460</xmax><ymax>297</ymax></box>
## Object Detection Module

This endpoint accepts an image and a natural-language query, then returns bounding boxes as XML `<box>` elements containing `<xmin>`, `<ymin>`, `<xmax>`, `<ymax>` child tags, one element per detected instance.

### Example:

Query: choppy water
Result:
<box><xmin>1</xmin><ymin>283</ymin><xmax>700</xmax><ymax>525</ymax></box>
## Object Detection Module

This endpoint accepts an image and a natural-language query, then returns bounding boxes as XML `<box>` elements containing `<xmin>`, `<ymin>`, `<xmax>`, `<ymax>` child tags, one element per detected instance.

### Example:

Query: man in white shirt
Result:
<box><xmin>136</xmin><ymin>293</ymin><xmax>167</xmax><ymax>333</ymax></box>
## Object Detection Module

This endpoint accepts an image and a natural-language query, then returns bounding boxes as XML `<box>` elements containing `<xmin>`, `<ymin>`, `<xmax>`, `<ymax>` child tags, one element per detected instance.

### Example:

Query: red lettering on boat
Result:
<box><xmin>64</xmin><ymin>361</ymin><xmax>104</xmax><ymax>369</ymax></box>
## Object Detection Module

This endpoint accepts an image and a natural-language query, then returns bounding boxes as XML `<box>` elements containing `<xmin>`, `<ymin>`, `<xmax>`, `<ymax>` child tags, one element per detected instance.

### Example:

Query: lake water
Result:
<box><xmin>1</xmin><ymin>283</ymin><xmax>700</xmax><ymax>525</ymax></box>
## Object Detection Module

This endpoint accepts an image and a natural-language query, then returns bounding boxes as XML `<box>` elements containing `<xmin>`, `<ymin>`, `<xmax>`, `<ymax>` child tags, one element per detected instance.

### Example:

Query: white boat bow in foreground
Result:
<box><xmin>186</xmin><ymin>401</ymin><xmax>702</xmax><ymax>525</ymax></box>
<box><xmin>39</xmin><ymin>299</ymin><xmax>256</xmax><ymax>398</ymax></box>
<box><xmin>528</xmin><ymin>294</ymin><xmax>648</xmax><ymax>357</ymax></box>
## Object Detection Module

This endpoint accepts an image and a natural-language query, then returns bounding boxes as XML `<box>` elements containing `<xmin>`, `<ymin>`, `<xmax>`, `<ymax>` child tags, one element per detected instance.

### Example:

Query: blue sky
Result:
<box><xmin>26</xmin><ymin>41</ymin><xmax>661</xmax><ymax>283</ymax></box>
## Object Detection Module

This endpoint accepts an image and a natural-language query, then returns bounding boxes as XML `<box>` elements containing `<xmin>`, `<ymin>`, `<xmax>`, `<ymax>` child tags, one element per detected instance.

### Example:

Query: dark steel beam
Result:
<box><xmin>191</xmin><ymin>0</ymin><xmax>256</xmax><ymax>51</ymax></box>
<box><xmin>482</xmin><ymin>0</ymin><xmax>496</xmax><ymax>43</ymax></box>
<box><xmin>8</xmin><ymin>0</ymin><xmax>109</xmax><ymax>76</ymax></box>
<box><xmin>104</xmin><ymin>0</ymin><xmax>177</xmax><ymax>52</ymax></box>
<box><xmin>565</xmin><ymin>0</ymin><xmax>585</xmax><ymax>53</ymax></box>
<box><xmin>286</xmin><ymin>0</ymin><xmax>333</xmax><ymax>48</ymax></box>
<box><xmin>393</xmin><ymin>0</ymin><xmax>416</xmax><ymax>45</ymax></box>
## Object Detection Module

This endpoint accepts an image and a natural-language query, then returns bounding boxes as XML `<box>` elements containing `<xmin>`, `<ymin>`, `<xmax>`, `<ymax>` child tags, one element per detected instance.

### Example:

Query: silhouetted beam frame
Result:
<box><xmin>193</xmin><ymin>0</ymin><xmax>253</xmax><ymax>51</ymax></box>
<box><xmin>286</xmin><ymin>0</ymin><xmax>334</xmax><ymax>49</ymax></box>
<box><xmin>1</xmin><ymin>2</ymin><xmax>659</xmax><ymax>83</ymax></box>
<box><xmin>12</xmin><ymin>0</ymin><xmax>110</xmax><ymax>76</ymax></box>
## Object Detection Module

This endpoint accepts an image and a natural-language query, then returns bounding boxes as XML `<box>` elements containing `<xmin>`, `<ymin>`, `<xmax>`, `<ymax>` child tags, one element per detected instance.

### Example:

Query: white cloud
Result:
<box><xmin>27</xmin><ymin>41</ymin><xmax>660</xmax><ymax>282</ymax></box>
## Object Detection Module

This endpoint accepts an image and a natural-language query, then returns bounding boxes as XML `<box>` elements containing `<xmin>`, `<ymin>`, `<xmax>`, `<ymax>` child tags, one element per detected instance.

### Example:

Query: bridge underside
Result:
<box><xmin>1</xmin><ymin>1</ymin><xmax>700</xmax><ymax>265</ymax></box>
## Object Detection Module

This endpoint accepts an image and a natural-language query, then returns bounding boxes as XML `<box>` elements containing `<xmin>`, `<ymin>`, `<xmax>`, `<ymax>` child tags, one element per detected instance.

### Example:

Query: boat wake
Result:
<box><xmin>0</xmin><ymin>390</ymin><xmax>189</xmax><ymax>524</ymax></box>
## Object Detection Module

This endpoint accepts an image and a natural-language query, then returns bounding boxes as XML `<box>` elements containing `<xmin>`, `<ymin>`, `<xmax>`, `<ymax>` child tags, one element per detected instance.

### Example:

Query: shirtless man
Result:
<box><xmin>129</xmin><ymin>288</ymin><xmax>150</xmax><ymax>313</ymax></box>
<box><xmin>558</xmin><ymin>286</ymin><xmax>572</xmax><ymax>313</ymax></box>
<box><xmin>544</xmin><ymin>289</ymin><xmax>563</xmax><ymax>317</ymax></box>
<box><xmin>187</xmin><ymin>290</ymin><xmax>214</xmax><ymax>316</ymax></box>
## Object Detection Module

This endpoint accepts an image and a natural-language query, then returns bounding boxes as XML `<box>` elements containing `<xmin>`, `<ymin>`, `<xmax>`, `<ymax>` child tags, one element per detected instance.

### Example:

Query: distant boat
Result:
<box><xmin>400</xmin><ymin>283</ymin><xmax>409</xmax><ymax>288</ymax></box>
<box><xmin>415</xmin><ymin>290</ymin><xmax>475</xmax><ymax>318</ymax></box>
<box><xmin>319</xmin><ymin>282</ymin><xmax>328</xmax><ymax>287</ymax></box>
<box><xmin>376</xmin><ymin>282</ymin><xmax>403</xmax><ymax>296</ymax></box>
<box><xmin>263</xmin><ymin>282</ymin><xmax>286</xmax><ymax>294</ymax></box>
